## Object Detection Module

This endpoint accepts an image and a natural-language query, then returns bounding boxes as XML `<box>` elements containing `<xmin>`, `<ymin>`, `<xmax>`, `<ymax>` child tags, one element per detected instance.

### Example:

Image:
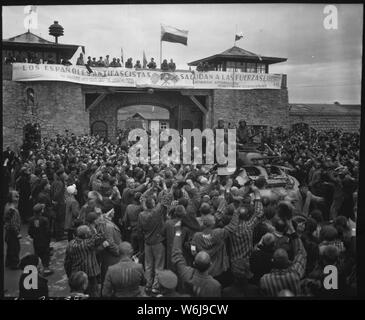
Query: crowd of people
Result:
<box><xmin>79</xmin><ymin>54</ymin><xmax>177</xmax><ymax>71</ymax></box>
<box><xmin>4</xmin><ymin>52</ymin><xmax>178</xmax><ymax>72</ymax></box>
<box><xmin>2</xmin><ymin>120</ymin><xmax>358</xmax><ymax>298</ymax></box>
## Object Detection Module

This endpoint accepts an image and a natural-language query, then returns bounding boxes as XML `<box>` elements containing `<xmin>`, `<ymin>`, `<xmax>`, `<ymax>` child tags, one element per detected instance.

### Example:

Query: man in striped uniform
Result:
<box><xmin>223</xmin><ymin>184</ymin><xmax>265</xmax><ymax>278</ymax></box>
<box><xmin>259</xmin><ymin>219</ymin><xmax>307</xmax><ymax>296</ymax></box>
<box><xmin>64</xmin><ymin>225</ymin><xmax>107</xmax><ymax>297</ymax></box>
<box><xmin>102</xmin><ymin>242</ymin><xmax>145</xmax><ymax>297</ymax></box>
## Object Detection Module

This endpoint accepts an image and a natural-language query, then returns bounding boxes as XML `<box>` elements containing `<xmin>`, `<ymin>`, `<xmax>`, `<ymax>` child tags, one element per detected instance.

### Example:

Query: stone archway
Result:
<box><xmin>117</xmin><ymin>105</ymin><xmax>170</xmax><ymax>131</ymax></box>
<box><xmin>292</xmin><ymin>122</ymin><xmax>309</xmax><ymax>131</ymax></box>
<box><xmin>91</xmin><ymin>120</ymin><xmax>108</xmax><ymax>138</ymax></box>
<box><xmin>88</xmin><ymin>90</ymin><xmax>208</xmax><ymax>142</ymax></box>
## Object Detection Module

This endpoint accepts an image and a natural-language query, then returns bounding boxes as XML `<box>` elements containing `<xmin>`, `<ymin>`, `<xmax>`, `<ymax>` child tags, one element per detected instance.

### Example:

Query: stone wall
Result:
<box><xmin>212</xmin><ymin>88</ymin><xmax>289</xmax><ymax>128</ymax></box>
<box><xmin>2</xmin><ymin>80</ymin><xmax>89</xmax><ymax>151</ymax></box>
<box><xmin>289</xmin><ymin>114</ymin><xmax>361</xmax><ymax>132</ymax></box>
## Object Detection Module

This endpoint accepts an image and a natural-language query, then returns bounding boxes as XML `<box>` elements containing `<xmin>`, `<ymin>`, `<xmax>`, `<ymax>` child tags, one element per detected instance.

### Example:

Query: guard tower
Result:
<box><xmin>188</xmin><ymin>45</ymin><xmax>287</xmax><ymax>73</ymax></box>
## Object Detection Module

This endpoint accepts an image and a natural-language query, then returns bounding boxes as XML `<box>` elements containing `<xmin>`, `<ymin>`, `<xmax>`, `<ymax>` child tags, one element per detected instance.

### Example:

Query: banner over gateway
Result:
<box><xmin>12</xmin><ymin>63</ymin><xmax>283</xmax><ymax>90</ymax></box>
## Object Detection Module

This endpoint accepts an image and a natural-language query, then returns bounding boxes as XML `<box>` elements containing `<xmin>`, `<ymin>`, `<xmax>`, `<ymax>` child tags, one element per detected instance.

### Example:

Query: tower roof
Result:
<box><xmin>4</xmin><ymin>31</ymin><xmax>54</xmax><ymax>44</ymax></box>
<box><xmin>188</xmin><ymin>45</ymin><xmax>287</xmax><ymax>66</ymax></box>
<box><xmin>3</xmin><ymin>31</ymin><xmax>82</xmax><ymax>53</ymax></box>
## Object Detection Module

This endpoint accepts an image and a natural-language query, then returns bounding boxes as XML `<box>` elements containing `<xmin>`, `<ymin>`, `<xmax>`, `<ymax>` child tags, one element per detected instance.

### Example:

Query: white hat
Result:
<box><xmin>67</xmin><ymin>184</ymin><xmax>77</xmax><ymax>195</ymax></box>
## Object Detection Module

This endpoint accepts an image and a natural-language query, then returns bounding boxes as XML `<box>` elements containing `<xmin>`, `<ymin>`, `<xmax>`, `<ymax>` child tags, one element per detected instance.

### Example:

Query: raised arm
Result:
<box><xmin>171</xmin><ymin>222</ymin><xmax>195</xmax><ymax>283</ymax></box>
<box><xmin>219</xmin><ymin>208</ymin><xmax>240</xmax><ymax>238</ymax></box>
<box><xmin>287</xmin><ymin>220</ymin><xmax>307</xmax><ymax>279</ymax></box>
<box><xmin>246</xmin><ymin>185</ymin><xmax>265</xmax><ymax>229</ymax></box>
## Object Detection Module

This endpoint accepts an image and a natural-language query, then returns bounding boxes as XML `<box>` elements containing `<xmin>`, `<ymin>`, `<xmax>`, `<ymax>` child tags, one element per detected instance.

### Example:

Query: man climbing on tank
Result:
<box><xmin>237</xmin><ymin>120</ymin><xmax>251</xmax><ymax>150</ymax></box>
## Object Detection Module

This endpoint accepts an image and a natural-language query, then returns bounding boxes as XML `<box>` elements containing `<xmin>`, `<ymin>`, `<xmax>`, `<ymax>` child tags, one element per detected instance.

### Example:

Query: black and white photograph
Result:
<box><xmin>1</xmin><ymin>3</ymin><xmax>363</xmax><ymax>304</ymax></box>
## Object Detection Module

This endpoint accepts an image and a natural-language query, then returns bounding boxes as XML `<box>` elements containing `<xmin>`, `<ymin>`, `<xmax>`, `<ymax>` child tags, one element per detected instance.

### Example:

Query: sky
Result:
<box><xmin>2</xmin><ymin>4</ymin><xmax>363</xmax><ymax>104</ymax></box>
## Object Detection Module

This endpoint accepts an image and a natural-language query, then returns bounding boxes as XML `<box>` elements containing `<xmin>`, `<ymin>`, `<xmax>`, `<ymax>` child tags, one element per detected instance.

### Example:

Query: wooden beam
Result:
<box><xmin>189</xmin><ymin>95</ymin><xmax>208</xmax><ymax>114</ymax></box>
<box><xmin>180</xmin><ymin>89</ymin><xmax>211</xmax><ymax>96</ymax></box>
<box><xmin>87</xmin><ymin>93</ymin><xmax>107</xmax><ymax>111</ymax></box>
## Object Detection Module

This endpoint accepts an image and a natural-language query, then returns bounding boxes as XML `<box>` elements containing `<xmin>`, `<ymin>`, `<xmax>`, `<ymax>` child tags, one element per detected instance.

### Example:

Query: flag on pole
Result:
<box><xmin>121</xmin><ymin>48</ymin><xmax>124</xmax><ymax>64</ymax></box>
<box><xmin>69</xmin><ymin>46</ymin><xmax>84</xmax><ymax>65</ymax></box>
<box><xmin>235</xmin><ymin>32</ymin><xmax>244</xmax><ymax>41</ymax></box>
<box><xmin>77</xmin><ymin>46</ymin><xmax>93</xmax><ymax>73</ymax></box>
<box><xmin>161</xmin><ymin>24</ymin><xmax>188</xmax><ymax>45</ymax></box>
<box><xmin>143</xmin><ymin>51</ymin><xmax>147</xmax><ymax>68</ymax></box>
<box><xmin>24</xmin><ymin>5</ymin><xmax>38</xmax><ymax>30</ymax></box>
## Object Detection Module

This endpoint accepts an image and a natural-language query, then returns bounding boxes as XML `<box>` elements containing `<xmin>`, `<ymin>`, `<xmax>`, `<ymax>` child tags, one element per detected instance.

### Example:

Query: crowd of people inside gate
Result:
<box><xmin>2</xmin><ymin>120</ymin><xmax>358</xmax><ymax>298</ymax></box>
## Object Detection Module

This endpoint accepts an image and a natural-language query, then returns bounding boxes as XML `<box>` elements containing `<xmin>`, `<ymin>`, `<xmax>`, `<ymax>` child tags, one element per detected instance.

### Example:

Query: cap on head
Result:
<box><xmin>157</xmin><ymin>270</ymin><xmax>178</xmax><ymax>290</ymax></box>
<box><xmin>174</xmin><ymin>205</ymin><xmax>186</xmax><ymax>219</ymax></box>
<box><xmin>200</xmin><ymin>203</ymin><xmax>211</xmax><ymax>215</ymax></box>
<box><xmin>33</xmin><ymin>203</ymin><xmax>45</xmax><ymax>214</ymax></box>
<box><xmin>67</xmin><ymin>184</ymin><xmax>77</xmax><ymax>195</ymax></box>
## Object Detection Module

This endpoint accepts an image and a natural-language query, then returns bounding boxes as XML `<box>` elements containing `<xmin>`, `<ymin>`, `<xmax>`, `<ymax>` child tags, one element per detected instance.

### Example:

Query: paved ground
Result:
<box><xmin>4</xmin><ymin>224</ymin><xmax>69</xmax><ymax>297</ymax></box>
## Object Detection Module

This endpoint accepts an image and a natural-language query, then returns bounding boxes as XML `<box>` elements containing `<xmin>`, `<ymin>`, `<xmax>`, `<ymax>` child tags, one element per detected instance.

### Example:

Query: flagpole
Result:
<box><xmin>160</xmin><ymin>38</ymin><xmax>162</xmax><ymax>68</ymax></box>
<box><xmin>234</xmin><ymin>24</ymin><xmax>237</xmax><ymax>46</ymax></box>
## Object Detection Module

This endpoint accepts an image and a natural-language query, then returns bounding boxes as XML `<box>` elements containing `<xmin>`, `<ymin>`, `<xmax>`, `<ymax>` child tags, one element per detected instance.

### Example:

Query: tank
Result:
<box><xmin>236</xmin><ymin>143</ymin><xmax>300</xmax><ymax>201</ymax></box>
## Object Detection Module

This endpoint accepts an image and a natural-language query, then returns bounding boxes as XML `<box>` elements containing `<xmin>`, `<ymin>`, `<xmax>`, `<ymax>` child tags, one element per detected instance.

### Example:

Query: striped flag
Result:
<box><xmin>69</xmin><ymin>46</ymin><xmax>84</xmax><ymax>65</ymax></box>
<box><xmin>161</xmin><ymin>24</ymin><xmax>188</xmax><ymax>45</ymax></box>
<box><xmin>143</xmin><ymin>51</ymin><xmax>147</xmax><ymax>68</ymax></box>
<box><xmin>235</xmin><ymin>32</ymin><xmax>243</xmax><ymax>41</ymax></box>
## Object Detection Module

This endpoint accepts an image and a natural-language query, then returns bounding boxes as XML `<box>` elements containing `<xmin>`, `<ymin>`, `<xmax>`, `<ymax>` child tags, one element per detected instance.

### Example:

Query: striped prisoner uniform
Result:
<box><xmin>227</xmin><ymin>199</ymin><xmax>265</xmax><ymax>274</ymax></box>
<box><xmin>260</xmin><ymin>234</ymin><xmax>307</xmax><ymax>296</ymax></box>
<box><xmin>64</xmin><ymin>232</ymin><xmax>105</xmax><ymax>278</ymax></box>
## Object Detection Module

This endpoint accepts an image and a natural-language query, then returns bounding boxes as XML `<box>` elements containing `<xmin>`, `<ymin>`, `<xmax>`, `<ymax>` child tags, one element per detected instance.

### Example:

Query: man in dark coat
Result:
<box><xmin>50</xmin><ymin>168</ymin><xmax>67</xmax><ymax>241</ymax></box>
<box><xmin>237</xmin><ymin>119</ymin><xmax>251</xmax><ymax>146</ymax></box>
<box><xmin>28</xmin><ymin>203</ymin><xmax>53</xmax><ymax>276</ymax></box>
<box><xmin>102</xmin><ymin>242</ymin><xmax>145</xmax><ymax>297</ymax></box>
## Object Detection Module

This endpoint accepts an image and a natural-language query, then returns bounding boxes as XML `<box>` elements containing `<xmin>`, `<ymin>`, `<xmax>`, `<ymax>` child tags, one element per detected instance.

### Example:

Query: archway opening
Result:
<box><xmin>292</xmin><ymin>122</ymin><xmax>309</xmax><ymax>131</ymax></box>
<box><xmin>91</xmin><ymin>120</ymin><xmax>108</xmax><ymax>138</ymax></box>
<box><xmin>117</xmin><ymin>105</ymin><xmax>170</xmax><ymax>131</ymax></box>
<box><xmin>22</xmin><ymin>123</ymin><xmax>41</xmax><ymax>151</ymax></box>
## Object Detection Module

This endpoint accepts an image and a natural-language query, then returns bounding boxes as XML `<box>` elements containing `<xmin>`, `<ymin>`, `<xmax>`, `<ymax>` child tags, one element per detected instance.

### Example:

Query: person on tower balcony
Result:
<box><xmin>134</xmin><ymin>60</ymin><xmax>142</xmax><ymax>69</ymax></box>
<box><xmin>109</xmin><ymin>58</ymin><xmax>118</xmax><ymax>67</ymax></box>
<box><xmin>147</xmin><ymin>58</ymin><xmax>157</xmax><ymax>69</ymax></box>
<box><xmin>97</xmin><ymin>57</ymin><xmax>106</xmax><ymax>67</ymax></box>
<box><xmin>125</xmin><ymin>58</ymin><xmax>133</xmax><ymax>68</ymax></box>
<box><xmin>168</xmin><ymin>59</ymin><xmax>176</xmax><ymax>72</ymax></box>
<box><xmin>104</xmin><ymin>55</ymin><xmax>110</xmax><ymax>67</ymax></box>
<box><xmin>161</xmin><ymin>59</ymin><xmax>169</xmax><ymax>71</ymax></box>
<box><xmin>76</xmin><ymin>53</ymin><xmax>85</xmax><ymax>66</ymax></box>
